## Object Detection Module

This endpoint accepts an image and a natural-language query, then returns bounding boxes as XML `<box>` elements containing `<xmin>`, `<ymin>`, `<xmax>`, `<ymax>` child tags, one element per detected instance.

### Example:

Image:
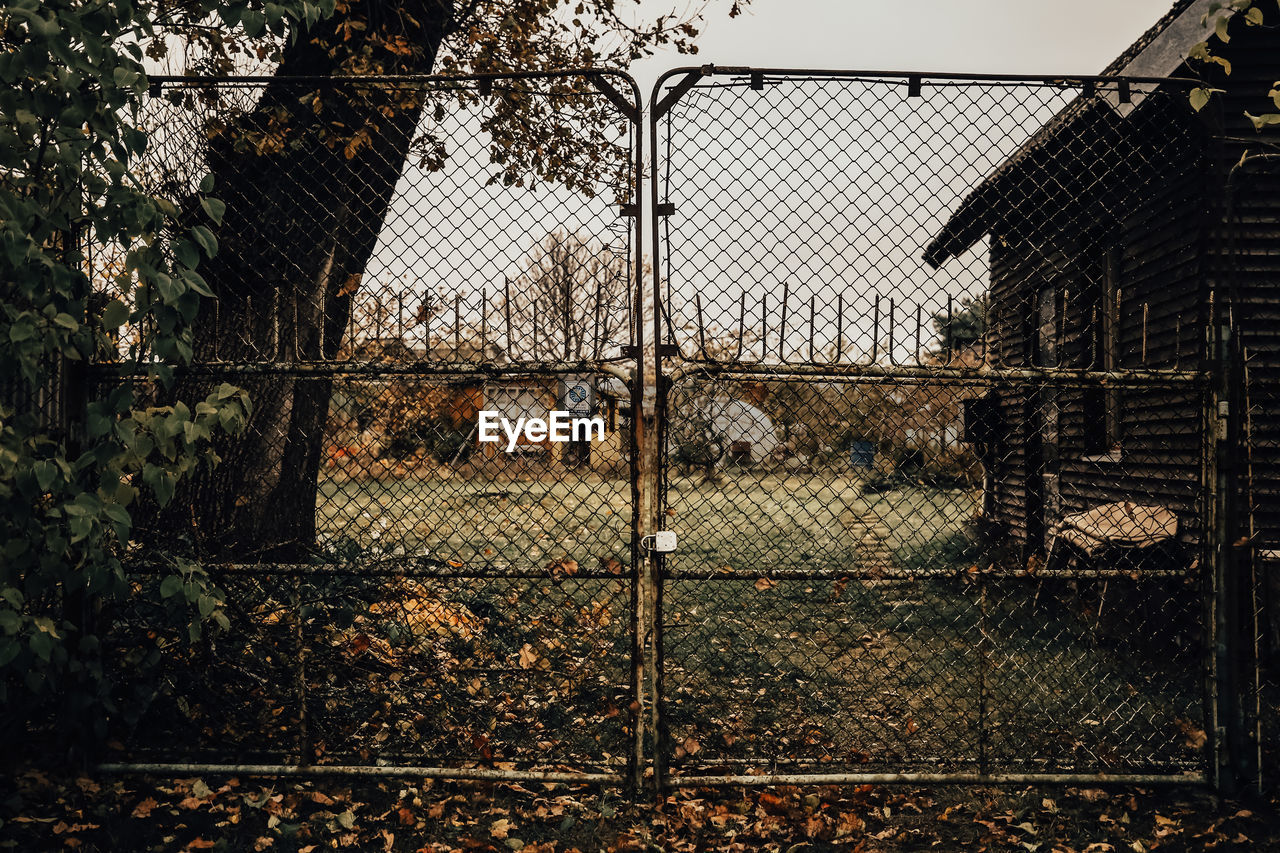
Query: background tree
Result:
<box><xmin>499</xmin><ymin>231</ymin><xmax>632</xmax><ymax>363</ymax></box>
<box><xmin>931</xmin><ymin>294</ymin><xmax>987</xmax><ymax>358</ymax></box>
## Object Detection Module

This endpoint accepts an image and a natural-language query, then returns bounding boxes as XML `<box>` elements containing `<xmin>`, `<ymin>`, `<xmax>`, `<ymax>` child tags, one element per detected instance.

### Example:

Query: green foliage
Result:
<box><xmin>931</xmin><ymin>294</ymin><xmax>987</xmax><ymax>356</ymax></box>
<box><xmin>0</xmin><ymin>0</ymin><xmax>283</xmax><ymax>730</ymax></box>
<box><xmin>1189</xmin><ymin>0</ymin><xmax>1280</xmax><ymax>130</ymax></box>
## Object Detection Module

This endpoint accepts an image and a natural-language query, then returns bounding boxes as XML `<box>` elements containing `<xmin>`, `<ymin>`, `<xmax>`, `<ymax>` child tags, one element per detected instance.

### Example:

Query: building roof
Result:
<box><xmin>922</xmin><ymin>0</ymin><xmax>1212</xmax><ymax>268</ymax></box>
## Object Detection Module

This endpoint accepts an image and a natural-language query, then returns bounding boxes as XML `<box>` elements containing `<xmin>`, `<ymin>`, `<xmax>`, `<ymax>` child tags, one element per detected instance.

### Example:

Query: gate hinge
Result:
<box><xmin>656</xmin><ymin>202</ymin><xmax>675</xmax><ymax>217</ymax></box>
<box><xmin>620</xmin><ymin>203</ymin><xmax>640</xmax><ymax>218</ymax></box>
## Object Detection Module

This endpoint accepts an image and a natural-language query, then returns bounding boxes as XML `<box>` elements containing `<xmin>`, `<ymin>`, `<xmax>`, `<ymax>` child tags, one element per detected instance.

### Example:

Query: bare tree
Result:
<box><xmin>499</xmin><ymin>231</ymin><xmax>632</xmax><ymax>363</ymax></box>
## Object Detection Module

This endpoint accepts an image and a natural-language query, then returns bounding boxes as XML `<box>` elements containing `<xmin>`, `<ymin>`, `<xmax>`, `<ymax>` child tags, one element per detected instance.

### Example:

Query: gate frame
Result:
<box><xmin>95</xmin><ymin>67</ymin><xmax>651</xmax><ymax>790</ymax></box>
<box><xmin>646</xmin><ymin>65</ymin><xmax>1247</xmax><ymax>794</ymax></box>
<box><xmin>86</xmin><ymin>64</ymin><xmax>1262</xmax><ymax>795</ymax></box>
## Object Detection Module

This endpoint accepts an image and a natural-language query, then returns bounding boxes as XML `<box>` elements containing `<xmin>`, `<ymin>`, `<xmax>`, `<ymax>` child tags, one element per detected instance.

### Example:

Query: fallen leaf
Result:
<box><xmin>132</xmin><ymin>797</ymin><xmax>159</xmax><ymax>819</ymax></box>
<box><xmin>518</xmin><ymin>643</ymin><xmax>547</xmax><ymax>670</ymax></box>
<box><xmin>755</xmin><ymin>577</ymin><xmax>777</xmax><ymax>591</ymax></box>
<box><xmin>674</xmin><ymin>735</ymin><xmax>701</xmax><ymax>758</ymax></box>
<box><xmin>490</xmin><ymin>818</ymin><xmax>512</xmax><ymax>839</ymax></box>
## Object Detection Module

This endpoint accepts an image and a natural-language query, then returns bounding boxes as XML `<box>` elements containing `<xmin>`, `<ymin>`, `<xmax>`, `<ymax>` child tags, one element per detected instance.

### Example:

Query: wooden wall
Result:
<box><xmin>982</xmin><ymin>91</ymin><xmax>1211</xmax><ymax>556</ymax></box>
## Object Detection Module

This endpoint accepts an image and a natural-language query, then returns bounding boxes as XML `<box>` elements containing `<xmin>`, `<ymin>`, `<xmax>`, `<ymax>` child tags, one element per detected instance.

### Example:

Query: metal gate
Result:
<box><xmin>646</xmin><ymin>68</ymin><xmax>1224</xmax><ymax>786</ymax></box>
<box><xmin>97</xmin><ymin>70</ymin><xmax>648</xmax><ymax>785</ymax></box>
<box><xmin>92</xmin><ymin>65</ymin><xmax>1271</xmax><ymax>791</ymax></box>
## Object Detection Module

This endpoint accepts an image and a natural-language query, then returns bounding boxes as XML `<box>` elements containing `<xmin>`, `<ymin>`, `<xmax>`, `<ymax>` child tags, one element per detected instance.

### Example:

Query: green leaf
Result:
<box><xmin>1190</xmin><ymin>87</ymin><xmax>1212</xmax><ymax>112</ymax></box>
<box><xmin>1247</xmin><ymin>111</ymin><xmax>1280</xmax><ymax>129</ymax></box>
<box><xmin>29</xmin><ymin>631</ymin><xmax>53</xmax><ymax>663</ymax></box>
<box><xmin>1246</xmin><ymin>6</ymin><xmax>1265</xmax><ymax>23</ymax></box>
<box><xmin>190</xmin><ymin>225</ymin><xmax>218</xmax><ymax>258</ymax></box>
<box><xmin>1216</xmin><ymin>13</ymin><xmax>1232</xmax><ymax>41</ymax></box>
<box><xmin>33</xmin><ymin>460</ymin><xmax>57</xmax><ymax>491</ymax></box>
<box><xmin>0</xmin><ymin>610</ymin><xmax>21</xmax><ymax>636</ymax></box>
<box><xmin>159</xmin><ymin>575</ymin><xmax>184</xmax><ymax>599</ymax></box>
<box><xmin>199</xmin><ymin>197</ymin><xmax>226</xmax><ymax>226</ymax></box>
<box><xmin>0</xmin><ymin>638</ymin><xmax>20</xmax><ymax>667</ymax></box>
<box><xmin>101</xmin><ymin>298</ymin><xmax>129</xmax><ymax>329</ymax></box>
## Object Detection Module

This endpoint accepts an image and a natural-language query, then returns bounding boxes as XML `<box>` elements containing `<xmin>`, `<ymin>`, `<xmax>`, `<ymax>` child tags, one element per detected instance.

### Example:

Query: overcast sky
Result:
<box><xmin>630</xmin><ymin>0</ymin><xmax>1177</xmax><ymax>92</ymax></box>
<box><xmin>357</xmin><ymin>0</ymin><xmax>1193</xmax><ymax>362</ymax></box>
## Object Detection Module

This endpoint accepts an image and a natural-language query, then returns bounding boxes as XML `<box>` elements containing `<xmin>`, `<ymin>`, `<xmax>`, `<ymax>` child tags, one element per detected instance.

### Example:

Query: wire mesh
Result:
<box><xmin>651</xmin><ymin>70</ymin><xmax>1217</xmax><ymax>780</ymax></box>
<box><xmin>83</xmin><ymin>66</ymin><xmax>1276</xmax><ymax>788</ymax></box>
<box><xmin>93</xmin><ymin>71</ymin><xmax>643</xmax><ymax>776</ymax></box>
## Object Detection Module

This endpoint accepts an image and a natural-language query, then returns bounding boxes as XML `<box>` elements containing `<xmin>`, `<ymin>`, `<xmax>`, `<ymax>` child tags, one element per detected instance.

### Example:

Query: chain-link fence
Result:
<box><xmin>80</xmin><ymin>66</ymin><xmax>1278</xmax><ymax>791</ymax></box>
<box><xmin>91</xmin><ymin>71</ymin><xmax>645</xmax><ymax>782</ymax></box>
<box><xmin>649</xmin><ymin>69</ymin><xmax>1228</xmax><ymax>785</ymax></box>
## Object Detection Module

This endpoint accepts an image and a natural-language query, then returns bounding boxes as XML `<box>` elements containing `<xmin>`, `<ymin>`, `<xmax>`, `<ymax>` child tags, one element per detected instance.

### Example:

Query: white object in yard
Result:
<box><xmin>701</xmin><ymin>397</ymin><xmax>781</xmax><ymax>459</ymax></box>
<box><xmin>1056</xmin><ymin>502</ymin><xmax>1178</xmax><ymax>556</ymax></box>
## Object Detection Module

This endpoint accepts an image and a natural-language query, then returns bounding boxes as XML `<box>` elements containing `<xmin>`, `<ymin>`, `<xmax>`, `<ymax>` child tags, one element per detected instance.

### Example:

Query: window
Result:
<box><xmin>1083</xmin><ymin>248</ymin><xmax>1122</xmax><ymax>457</ymax></box>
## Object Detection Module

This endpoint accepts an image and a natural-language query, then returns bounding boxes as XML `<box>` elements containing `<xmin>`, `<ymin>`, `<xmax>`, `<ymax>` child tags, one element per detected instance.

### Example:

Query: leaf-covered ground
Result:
<box><xmin>2</xmin><ymin>768</ymin><xmax>1276</xmax><ymax>852</ymax></box>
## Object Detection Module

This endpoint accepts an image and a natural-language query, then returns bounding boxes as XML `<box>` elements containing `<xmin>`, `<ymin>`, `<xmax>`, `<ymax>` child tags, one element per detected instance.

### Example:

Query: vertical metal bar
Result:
<box><xmin>504</xmin><ymin>277</ymin><xmax>513</xmax><ymax>360</ymax></box>
<box><xmin>424</xmin><ymin>292</ymin><xmax>433</xmax><ymax>354</ymax></box>
<box><xmin>888</xmin><ymin>298</ymin><xmax>896</xmax><ymax>365</ymax></box>
<box><xmin>946</xmin><ymin>295</ymin><xmax>953</xmax><ymax>364</ymax></box>
<box><xmin>779</xmin><ymin>281</ymin><xmax>789</xmax><ymax>362</ymax></box>
<box><xmin>808</xmin><ymin>295</ymin><xmax>816</xmax><ymax>363</ymax></box>
<box><xmin>1210</xmin><ymin>318</ymin><xmax>1240</xmax><ymax>794</ymax></box>
<box><xmin>455</xmin><ymin>292</ymin><xmax>462</xmax><ymax>356</ymax></box>
<box><xmin>760</xmin><ymin>292</ymin><xmax>768</xmax><ymax>363</ymax></box>
<box><xmin>872</xmin><ymin>294</ymin><xmax>880</xmax><ymax>363</ymax></box>
<box><xmin>915</xmin><ymin>304</ymin><xmax>922</xmax><ymax>366</ymax></box>
<box><xmin>696</xmin><ymin>293</ymin><xmax>707</xmax><ymax>359</ymax></box>
<box><xmin>735</xmin><ymin>291</ymin><xmax>746</xmax><ymax>362</ymax></box>
<box><xmin>836</xmin><ymin>293</ymin><xmax>844</xmax><ymax>363</ymax></box>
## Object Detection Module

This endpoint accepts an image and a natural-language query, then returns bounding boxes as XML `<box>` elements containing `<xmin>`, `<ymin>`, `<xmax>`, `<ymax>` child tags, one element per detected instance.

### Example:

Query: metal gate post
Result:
<box><xmin>1210</xmin><ymin>315</ymin><xmax>1246</xmax><ymax>794</ymax></box>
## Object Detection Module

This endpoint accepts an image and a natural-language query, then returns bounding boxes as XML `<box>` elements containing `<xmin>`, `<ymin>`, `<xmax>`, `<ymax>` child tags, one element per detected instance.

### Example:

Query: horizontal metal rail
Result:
<box><xmin>98</xmin><ymin>763</ymin><xmax>621</xmax><ymax>784</ymax></box>
<box><xmin>89</xmin><ymin>360</ymin><xmax>633</xmax><ymax>381</ymax></box>
<box><xmin>656</xmin><ymin>64</ymin><xmax>1204</xmax><ymax>88</ymax></box>
<box><xmin>666</xmin><ymin>771</ymin><xmax>1207</xmax><ymax>787</ymax></box>
<box><xmin>666</xmin><ymin>361</ymin><xmax>1209</xmax><ymax>389</ymax></box>
<box><xmin>126</xmin><ymin>561</ymin><xmax>635</xmax><ymax>580</ymax></box>
<box><xmin>663</xmin><ymin>567</ymin><xmax>1195</xmax><ymax>581</ymax></box>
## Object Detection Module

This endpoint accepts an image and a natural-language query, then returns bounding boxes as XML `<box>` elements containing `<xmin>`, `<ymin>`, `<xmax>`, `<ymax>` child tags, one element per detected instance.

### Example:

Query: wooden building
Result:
<box><xmin>923</xmin><ymin>0</ymin><xmax>1280</xmax><ymax>566</ymax></box>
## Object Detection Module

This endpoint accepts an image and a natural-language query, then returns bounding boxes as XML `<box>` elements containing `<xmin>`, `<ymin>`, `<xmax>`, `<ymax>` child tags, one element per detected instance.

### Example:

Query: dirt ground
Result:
<box><xmin>2</xmin><ymin>767</ymin><xmax>1276</xmax><ymax>852</ymax></box>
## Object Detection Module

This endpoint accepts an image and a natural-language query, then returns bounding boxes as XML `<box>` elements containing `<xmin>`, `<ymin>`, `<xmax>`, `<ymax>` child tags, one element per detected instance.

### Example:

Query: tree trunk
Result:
<box><xmin>159</xmin><ymin>0</ymin><xmax>454</xmax><ymax>559</ymax></box>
